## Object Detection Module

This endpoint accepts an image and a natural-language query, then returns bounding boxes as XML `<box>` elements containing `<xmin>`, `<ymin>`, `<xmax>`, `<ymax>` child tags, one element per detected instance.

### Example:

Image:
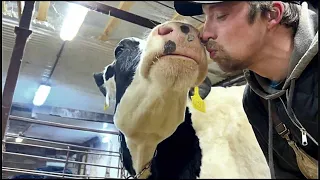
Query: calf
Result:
<box><xmin>94</xmin><ymin>21</ymin><xmax>270</xmax><ymax>179</ymax></box>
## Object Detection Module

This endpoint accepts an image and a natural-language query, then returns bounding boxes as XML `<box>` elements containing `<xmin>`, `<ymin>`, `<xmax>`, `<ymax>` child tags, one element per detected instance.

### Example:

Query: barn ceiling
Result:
<box><xmin>2</xmin><ymin>1</ymin><xmax>241</xmax><ymax>145</ymax></box>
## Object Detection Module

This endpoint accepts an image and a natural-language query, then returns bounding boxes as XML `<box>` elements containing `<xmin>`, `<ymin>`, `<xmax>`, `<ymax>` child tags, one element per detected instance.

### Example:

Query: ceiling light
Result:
<box><xmin>60</xmin><ymin>3</ymin><xmax>89</xmax><ymax>41</ymax></box>
<box><xmin>33</xmin><ymin>84</ymin><xmax>51</xmax><ymax>106</ymax></box>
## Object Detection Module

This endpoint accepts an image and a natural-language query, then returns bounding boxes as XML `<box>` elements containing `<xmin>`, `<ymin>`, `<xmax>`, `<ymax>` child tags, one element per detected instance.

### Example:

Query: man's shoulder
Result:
<box><xmin>294</xmin><ymin>53</ymin><xmax>318</xmax><ymax>95</ymax></box>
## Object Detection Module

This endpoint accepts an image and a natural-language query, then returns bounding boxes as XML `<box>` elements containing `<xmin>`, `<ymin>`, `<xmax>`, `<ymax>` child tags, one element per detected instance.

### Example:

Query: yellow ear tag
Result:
<box><xmin>104</xmin><ymin>102</ymin><xmax>109</xmax><ymax>111</ymax></box>
<box><xmin>191</xmin><ymin>86</ymin><xmax>206</xmax><ymax>113</ymax></box>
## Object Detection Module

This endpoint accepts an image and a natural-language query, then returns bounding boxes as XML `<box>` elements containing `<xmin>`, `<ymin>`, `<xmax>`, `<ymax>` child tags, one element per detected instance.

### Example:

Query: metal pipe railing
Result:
<box><xmin>3</xmin><ymin>166</ymin><xmax>84</xmax><ymax>178</ymax></box>
<box><xmin>62</xmin><ymin>146</ymin><xmax>70</xmax><ymax>178</ymax></box>
<box><xmin>3</xmin><ymin>151</ymin><xmax>121</xmax><ymax>169</ymax></box>
<box><xmin>3</xmin><ymin>141</ymin><xmax>120</xmax><ymax>157</ymax></box>
<box><xmin>2</xmin><ymin>167</ymin><xmax>77</xmax><ymax>179</ymax></box>
<box><xmin>2</xmin><ymin>1</ymin><xmax>35</xmax><ymax>143</ymax></box>
<box><xmin>2</xmin><ymin>167</ymin><xmax>124</xmax><ymax>179</ymax></box>
<box><xmin>9</xmin><ymin>115</ymin><xmax>119</xmax><ymax>135</ymax></box>
<box><xmin>5</xmin><ymin>133</ymin><xmax>120</xmax><ymax>154</ymax></box>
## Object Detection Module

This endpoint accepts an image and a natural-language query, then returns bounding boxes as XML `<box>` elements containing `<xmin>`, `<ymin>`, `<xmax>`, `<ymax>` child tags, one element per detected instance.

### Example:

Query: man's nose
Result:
<box><xmin>200</xmin><ymin>25</ymin><xmax>217</xmax><ymax>43</ymax></box>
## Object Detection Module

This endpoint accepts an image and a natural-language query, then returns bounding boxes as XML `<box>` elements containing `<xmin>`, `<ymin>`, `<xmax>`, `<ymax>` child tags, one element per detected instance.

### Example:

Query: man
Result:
<box><xmin>174</xmin><ymin>1</ymin><xmax>318</xmax><ymax>179</ymax></box>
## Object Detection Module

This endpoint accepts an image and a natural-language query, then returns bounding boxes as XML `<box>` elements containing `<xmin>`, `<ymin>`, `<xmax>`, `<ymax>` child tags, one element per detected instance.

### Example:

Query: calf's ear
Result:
<box><xmin>104</xmin><ymin>61</ymin><xmax>116</xmax><ymax>81</ymax></box>
<box><xmin>93</xmin><ymin>61</ymin><xmax>116</xmax><ymax>97</ymax></box>
<box><xmin>188</xmin><ymin>76</ymin><xmax>212</xmax><ymax>100</ymax></box>
<box><xmin>93</xmin><ymin>72</ymin><xmax>105</xmax><ymax>87</ymax></box>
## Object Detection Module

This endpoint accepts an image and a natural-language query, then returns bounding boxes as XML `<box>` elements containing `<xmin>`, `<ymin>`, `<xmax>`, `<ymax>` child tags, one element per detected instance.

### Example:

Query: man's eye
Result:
<box><xmin>217</xmin><ymin>14</ymin><xmax>228</xmax><ymax>20</ymax></box>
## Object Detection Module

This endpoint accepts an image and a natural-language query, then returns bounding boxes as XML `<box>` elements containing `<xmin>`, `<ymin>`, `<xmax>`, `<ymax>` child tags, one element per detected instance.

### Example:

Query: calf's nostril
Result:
<box><xmin>180</xmin><ymin>25</ymin><xmax>190</xmax><ymax>34</ymax></box>
<box><xmin>158</xmin><ymin>26</ymin><xmax>173</xmax><ymax>36</ymax></box>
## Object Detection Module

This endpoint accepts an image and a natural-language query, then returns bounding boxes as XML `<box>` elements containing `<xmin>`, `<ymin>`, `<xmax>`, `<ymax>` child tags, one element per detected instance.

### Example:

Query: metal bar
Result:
<box><xmin>1</xmin><ymin>1</ymin><xmax>35</xmax><ymax>142</ymax></box>
<box><xmin>2</xmin><ymin>1</ymin><xmax>7</xmax><ymax>13</ymax></box>
<box><xmin>2</xmin><ymin>166</ymin><xmax>86</xmax><ymax>178</ymax></box>
<box><xmin>117</xmin><ymin>154</ymin><xmax>120</xmax><ymax>178</ymax></box>
<box><xmin>62</xmin><ymin>146</ymin><xmax>70</xmax><ymax>178</ymax></box>
<box><xmin>46</xmin><ymin>41</ymin><xmax>66</xmax><ymax>82</ymax></box>
<box><xmin>68</xmin><ymin>1</ymin><xmax>160</xmax><ymax>29</ymax></box>
<box><xmin>76</xmin><ymin>154</ymin><xmax>82</xmax><ymax>175</ymax></box>
<box><xmin>5</xmin><ymin>133</ymin><xmax>119</xmax><ymax>154</ymax></box>
<box><xmin>17</xmin><ymin>1</ymin><xmax>22</xmax><ymax>19</ymax></box>
<box><xmin>84</xmin><ymin>153</ymin><xmax>88</xmax><ymax>176</ymax></box>
<box><xmin>2</xmin><ymin>140</ymin><xmax>5</xmax><ymax>162</ymax></box>
<box><xmin>9</xmin><ymin>115</ymin><xmax>119</xmax><ymax>135</ymax></box>
<box><xmin>2</xmin><ymin>167</ymin><xmax>76</xmax><ymax>179</ymax></box>
<box><xmin>2</xmin><ymin>151</ymin><xmax>121</xmax><ymax>169</ymax></box>
<box><xmin>2</xmin><ymin>167</ymin><xmax>124</xmax><ymax>179</ymax></box>
<box><xmin>3</xmin><ymin>141</ymin><xmax>120</xmax><ymax>157</ymax></box>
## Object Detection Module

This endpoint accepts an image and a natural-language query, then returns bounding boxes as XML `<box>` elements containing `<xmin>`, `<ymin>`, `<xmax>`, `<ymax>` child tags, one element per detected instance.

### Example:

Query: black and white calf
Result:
<box><xmin>93</xmin><ymin>21</ymin><xmax>271</xmax><ymax>179</ymax></box>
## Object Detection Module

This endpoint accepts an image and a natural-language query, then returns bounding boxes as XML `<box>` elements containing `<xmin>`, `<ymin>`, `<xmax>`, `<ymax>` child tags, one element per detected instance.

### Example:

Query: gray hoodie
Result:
<box><xmin>243</xmin><ymin>1</ymin><xmax>318</xmax><ymax>178</ymax></box>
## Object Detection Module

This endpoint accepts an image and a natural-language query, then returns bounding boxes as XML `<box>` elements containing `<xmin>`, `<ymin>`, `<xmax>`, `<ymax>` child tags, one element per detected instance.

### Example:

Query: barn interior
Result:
<box><xmin>2</xmin><ymin>1</ymin><xmax>245</xmax><ymax>179</ymax></box>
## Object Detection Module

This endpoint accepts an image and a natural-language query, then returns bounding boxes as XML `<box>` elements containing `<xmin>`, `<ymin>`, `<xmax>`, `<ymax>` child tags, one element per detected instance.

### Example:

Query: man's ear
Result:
<box><xmin>188</xmin><ymin>76</ymin><xmax>212</xmax><ymax>100</ymax></box>
<box><xmin>267</xmin><ymin>1</ymin><xmax>285</xmax><ymax>29</ymax></box>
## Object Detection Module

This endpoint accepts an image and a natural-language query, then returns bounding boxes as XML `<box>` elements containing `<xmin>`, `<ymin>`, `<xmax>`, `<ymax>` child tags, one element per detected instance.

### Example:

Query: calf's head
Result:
<box><xmin>138</xmin><ymin>21</ymin><xmax>208</xmax><ymax>91</ymax></box>
<box><xmin>93</xmin><ymin>37</ymin><xmax>145</xmax><ymax>108</ymax></box>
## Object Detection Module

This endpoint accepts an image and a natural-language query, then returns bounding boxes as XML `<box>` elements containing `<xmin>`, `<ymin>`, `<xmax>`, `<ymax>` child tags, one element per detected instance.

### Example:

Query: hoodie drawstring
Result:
<box><xmin>268</xmin><ymin>100</ymin><xmax>276</xmax><ymax>179</ymax></box>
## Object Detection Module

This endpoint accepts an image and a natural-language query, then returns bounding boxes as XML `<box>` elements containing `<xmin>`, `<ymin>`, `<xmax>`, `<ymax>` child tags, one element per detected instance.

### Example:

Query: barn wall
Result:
<box><xmin>84</xmin><ymin>134</ymin><xmax>121</xmax><ymax>178</ymax></box>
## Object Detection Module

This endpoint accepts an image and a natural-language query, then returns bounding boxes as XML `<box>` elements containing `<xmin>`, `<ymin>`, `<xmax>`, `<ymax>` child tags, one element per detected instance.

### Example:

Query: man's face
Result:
<box><xmin>201</xmin><ymin>2</ymin><xmax>268</xmax><ymax>72</ymax></box>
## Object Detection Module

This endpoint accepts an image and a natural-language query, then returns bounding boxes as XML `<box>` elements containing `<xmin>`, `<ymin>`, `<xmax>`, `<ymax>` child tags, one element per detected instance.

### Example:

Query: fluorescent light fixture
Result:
<box><xmin>15</xmin><ymin>137</ymin><xmax>23</xmax><ymax>143</ymax></box>
<box><xmin>33</xmin><ymin>84</ymin><xmax>51</xmax><ymax>106</ymax></box>
<box><xmin>60</xmin><ymin>3</ymin><xmax>89</xmax><ymax>41</ymax></box>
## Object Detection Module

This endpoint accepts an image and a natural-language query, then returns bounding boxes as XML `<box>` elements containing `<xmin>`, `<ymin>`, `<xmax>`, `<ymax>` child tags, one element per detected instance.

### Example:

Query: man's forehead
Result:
<box><xmin>202</xmin><ymin>2</ymin><xmax>243</xmax><ymax>13</ymax></box>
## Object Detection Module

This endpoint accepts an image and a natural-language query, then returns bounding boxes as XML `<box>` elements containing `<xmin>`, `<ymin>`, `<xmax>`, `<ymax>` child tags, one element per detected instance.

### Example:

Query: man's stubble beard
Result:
<box><xmin>206</xmin><ymin>39</ymin><xmax>252</xmax><ymax>73</ymax></box>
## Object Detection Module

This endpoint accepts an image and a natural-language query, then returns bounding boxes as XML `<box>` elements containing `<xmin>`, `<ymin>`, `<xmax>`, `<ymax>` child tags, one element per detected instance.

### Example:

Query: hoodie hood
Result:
<box><xmin>244</xmin><ymin>1</ymin><xmax>318</xmax><ymax>100</ymax></box>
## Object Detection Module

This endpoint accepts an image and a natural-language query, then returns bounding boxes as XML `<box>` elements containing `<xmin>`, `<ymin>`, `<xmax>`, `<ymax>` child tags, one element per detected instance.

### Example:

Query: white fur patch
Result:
<box><xmin>187</xmin><ymin>85</ymin><xmax>271</xmax><ymax>179</ymax></box>
<box><xmin>102</xmin><ymin>65</ymin><xmax>116</xmax><ymax>106</ymax></box>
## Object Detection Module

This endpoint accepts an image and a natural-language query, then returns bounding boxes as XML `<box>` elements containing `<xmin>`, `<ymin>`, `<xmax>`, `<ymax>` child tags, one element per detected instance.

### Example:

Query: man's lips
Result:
<box><xmin>209</xmin><ymin>51</ymin><xmax>216</xmax><ymax>58</ymax></box>
<box><xmin>206</xmin><ymin>48</ymin><xmax>217</xmax><ymax>58</ymax></box>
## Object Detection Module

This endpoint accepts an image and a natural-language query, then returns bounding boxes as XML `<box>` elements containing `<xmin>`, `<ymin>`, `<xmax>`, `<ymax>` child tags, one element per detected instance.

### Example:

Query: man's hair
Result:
<box><xmin>247</xmin><ymin>1</ymin><xmax>300</xmax><ymax>34</ymax></box>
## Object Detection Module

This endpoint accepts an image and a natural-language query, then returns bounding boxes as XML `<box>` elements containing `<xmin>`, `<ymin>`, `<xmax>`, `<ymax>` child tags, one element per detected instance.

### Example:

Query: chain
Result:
<box><xmin>118</xmin><ymin>134</ymin><xmax>128</xmax><ymax>179</ymax></box>
<box><xmin>118</xmin><ymin>134</ymin><xmax>157</xmax><ymax>179</ymax></box>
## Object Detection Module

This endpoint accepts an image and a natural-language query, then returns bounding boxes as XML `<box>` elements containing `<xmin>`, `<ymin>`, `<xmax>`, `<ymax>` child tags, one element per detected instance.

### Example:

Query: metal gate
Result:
<box><xmin>1</xmin><ymin>1</ymin><xmax>134</xmax><ymax>179</ymax></box>
<box><xmin>2</xmin><ymin>115</ymin><xmax>129</xmax><ymax>179</ymax></box>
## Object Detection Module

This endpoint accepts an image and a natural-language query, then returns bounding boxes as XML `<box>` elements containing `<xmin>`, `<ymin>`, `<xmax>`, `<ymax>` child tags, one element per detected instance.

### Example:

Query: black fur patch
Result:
<box><xmin>164</xmin><ymin>40</ymin><xmax>176</xmax><ymax>55</ymax></box>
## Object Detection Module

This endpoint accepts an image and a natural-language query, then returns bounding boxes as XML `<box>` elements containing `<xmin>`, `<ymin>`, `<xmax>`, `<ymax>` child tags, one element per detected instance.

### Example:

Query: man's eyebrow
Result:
<box><xmin>203</xmin><ymin>2</ymin><xmax>234</xmax><ymax>13</ymax></box>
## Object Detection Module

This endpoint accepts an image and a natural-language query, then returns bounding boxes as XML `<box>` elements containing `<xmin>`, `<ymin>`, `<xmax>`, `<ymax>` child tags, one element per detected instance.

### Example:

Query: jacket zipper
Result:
<box><xmin>251</xmin><ymin>124</ymin><xmax>298</xmax><ymax>170</ymax></box>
